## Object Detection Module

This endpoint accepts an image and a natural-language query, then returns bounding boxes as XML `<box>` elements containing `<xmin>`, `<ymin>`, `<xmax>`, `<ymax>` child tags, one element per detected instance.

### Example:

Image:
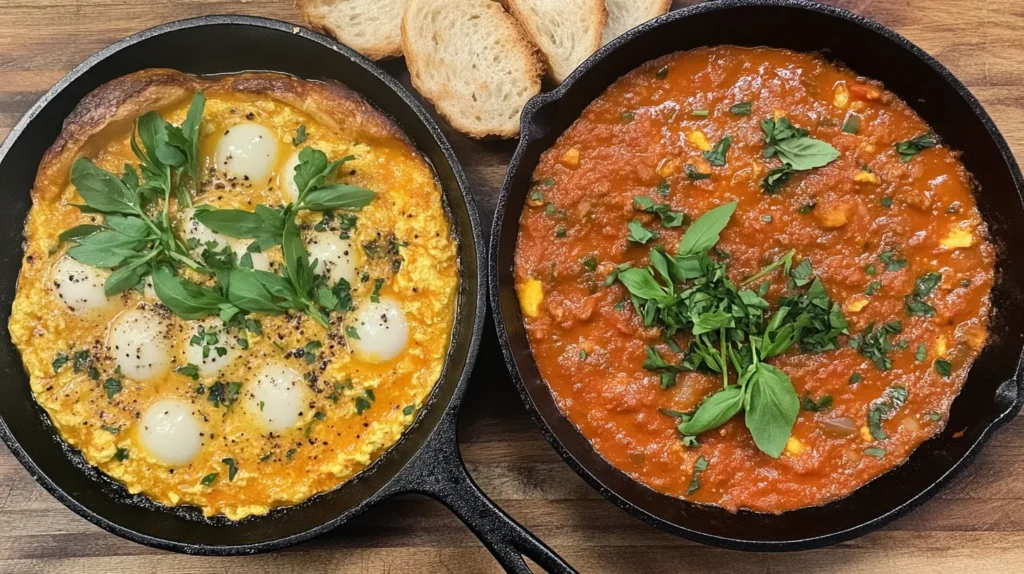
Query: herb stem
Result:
<box><xmin>720</xmin><ymin>327</ymin><xmax>728</xmax><ymax>389</ymax></box>
<box><xmin>740</xmin><ymin>248</ymin><xmax>795</xmax><ymax>287</ymax></box>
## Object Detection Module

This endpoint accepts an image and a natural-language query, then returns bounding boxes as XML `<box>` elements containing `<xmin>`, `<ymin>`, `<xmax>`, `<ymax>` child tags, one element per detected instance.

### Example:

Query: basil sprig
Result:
<box><xmin>194</xmin><ymin>147</ymin><xmax>375</xmax><ymax>327</ymax></box>
<box><xmin>614</xmin><ymin>202</ymin><xmax>848</xmax><ymax>458</ymax></box>
<box><xmin>63</xmin><ymin>92</ymin><xmax>210</xmax><ymax>297</ymax></box>
<box><xmin>760</xmin><ymin>117</ymin><xmax>839</xmax><ymax>194</ymax></box>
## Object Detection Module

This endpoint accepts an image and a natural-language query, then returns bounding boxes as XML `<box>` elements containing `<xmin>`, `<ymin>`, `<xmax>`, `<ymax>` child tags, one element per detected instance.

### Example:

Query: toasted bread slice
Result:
<box><xmin>602</xmin><ymin>0</ymin><xmax>672</xmax><ymax>45</ymax></box>
<box><xmin>298</xmin><ymin>0</ymin><xmax>408</xmax><ymax>60</ymax></box>
<box><xmin>506</xmin><ymin>0</ymin><xmax>607</xmax><ymax>84</ymax></box>
<box><xmin>402</xmin><ymin>0</ymin><xmax>543</xmax><ymax>138</ymax></box>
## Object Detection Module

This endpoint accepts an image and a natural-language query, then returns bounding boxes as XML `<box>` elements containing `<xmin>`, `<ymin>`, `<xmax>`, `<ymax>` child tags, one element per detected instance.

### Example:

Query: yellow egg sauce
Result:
<box><xmin>9</xmin><ymin>88</ymin><xmax>458</xmax><ymax>519</ymax></box>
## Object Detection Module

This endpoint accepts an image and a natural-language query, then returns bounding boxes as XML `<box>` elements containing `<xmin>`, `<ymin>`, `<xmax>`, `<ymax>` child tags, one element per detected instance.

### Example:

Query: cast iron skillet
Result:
<box><xmin>0</xmin><ymin>16</ymin><xmax>574</xmax><ymax>571</ymax></box>
<box><xmin>491</xmin><ymin>0</ymin><xmax>1024</xmax><ymax>551</ymax></box>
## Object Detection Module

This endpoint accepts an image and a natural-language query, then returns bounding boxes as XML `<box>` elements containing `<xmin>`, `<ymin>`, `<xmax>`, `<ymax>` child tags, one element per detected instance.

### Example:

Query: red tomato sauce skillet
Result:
<box><xmin>491</xmin><ymin>0</ymin><xmax>1024</xmax><ymax>550</ymax></box>
<box><xmin>516</xmin><ymin>45</ymin><xmax>994</xmax><ymax>514</ymax></box>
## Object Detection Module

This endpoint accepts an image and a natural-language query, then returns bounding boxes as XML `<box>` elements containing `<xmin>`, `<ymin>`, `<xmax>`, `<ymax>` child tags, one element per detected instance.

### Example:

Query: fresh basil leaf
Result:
<box><xmin>914</xmin><ymin>272</ymin><xmax>942</xmax><ymax>298</ymax></box>
<box><xmin>195</xmin><ymin>208</ymin><xmax>267</xmax><ymax>238</ymax></box>
<box><xmin>617</xmin><ymin>268</ymin><xmax>669</xmax><ymax>301</ymax></box>
<box><xmin>729</xmin><ymin>102</ymin><xmax>752</xmax><ymax>116</ymax></box>
<box><xmin>104</xmin><ymin>215</ymin><xmax>151</xmax><ymax>239</ymax></box>
<box><xmin>58</xmin><ymin>224</ymin><xmax>105</xmax><ymax>243</ymax></box>
<box><xmin>679</xmin><ymin>385</ymin><xmax>744</xmax><ymax>436</ymax></box>
<box><xmin>934</xmin><ymin>359</ymin><xmax>952</xmax><ymax>378</ymax></box>
<box><xmin>227</xmin><ymin>268</ymin><xmax>297</xmax><ymax>313</ymax></box>
<box><xmin>173</xmin><ymin>91</ymin><xmax>206</xmax><ymax>179</ymax></box>
<box><xmin>66</xmin><ymin>231</ymin><xmax>145</xmax><ymax>268</ymax></box>
<box><xmin>842</xmin><ymin>115</ymin><xmax>860</xmax><ymax>134</ymax></box>
<box><xmin>895</xmin><ymin>133</ymin><xmax>937</xmax><ymax>162</ymax></box>
<box><xmin>627</xmin><ymin>219</ymin><xmax>658</xmax><ymax>244</ymax></box>
<box><xmin>677</xmin><ymin>201</ymin><xmax>737</xmax><ymax>256</ymax></box>
<box><xmin>70</xmin><ymin>158</ymin><xmax>139</xmax><ymax>215</ymax></box>
<box><xmin>151</xmin><ymin>267</ymin><xmax>227</xmax><ymax>319</ymax></box>
<box><xmin>761</xmin><ymin>165</ymin><xmax>794</xmax><ymax>194</ymax></box>
<box><xmin>137</xmin><ymin>111</ymin><xmax>181</xmax><ymax>167</ymax></box>
<box><xmin>703</xmin><ymin>136</ymin><xmax>732</xmax><ymax>166</ymax></box>
<box><xmin>105</xmin><ymin>262</ymin><xmax>148</xmax><ymax>296</ymax></box>
<box><xmin>773</xmin><ymin>137</ymin><xmax>840</xmax><ymax>171</ymax></box>
<box><xmin>744</xmin><ymin>363</ymin><xmax>799</xmax><ymax>458</ymax></box>
<box><xmin>300</xmin><ymin>185</ymin><xmax>376</xmax><ymax>212</ymax></box>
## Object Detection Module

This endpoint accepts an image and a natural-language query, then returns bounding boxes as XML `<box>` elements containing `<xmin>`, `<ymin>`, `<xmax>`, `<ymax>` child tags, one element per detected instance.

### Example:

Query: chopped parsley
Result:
<box><xmin>222</xmin><ymin>458</ymin><xmax>238</xmax><ymax>481</ymax></box>
<box><xmin>102</xmin><ymin>378</ymin><xmax>122</xmax><ymax>401</ymax></box>
<box><xmin>175</xmin><ymin>363</ymin><xmax>200</xmax><ymax>380</ymax></box>
<box><xmin>201</xmin><ymin>473</ymin><xmax>218</xmax><ymax>487</ymax></box>
<box><xmin>292</xmin><ymin>124</ymin><xmax>307</xmax><ymax>146</ymax></box>
<box><xmin>52</xmin><ymin>353</ymin><xmax>69</xmax><ymax>373</ymax></box>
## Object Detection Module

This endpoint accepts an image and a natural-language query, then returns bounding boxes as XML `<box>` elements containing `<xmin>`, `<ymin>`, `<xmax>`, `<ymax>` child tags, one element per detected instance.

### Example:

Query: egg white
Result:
<box><xmin>244</xmin><ymin>363</ymin><xmax>309</xmax><ymax>432</ymax></box>
<box><xmin>215</xmin><ymin>122</ymin><xmax>278</xmax><ymax>182</ymax></box>
<box><xmin>52</xmin><ymin>256</ymin><xmax>121</xmax><ymax>318</ymax></box>
<box><xmin>306</xmin><ymin>230</ymin><xmax>358</xmax><ymax>285</ymax></box>
<box><xmin>279</xmin><ymin>150</ymin><xmax>301</xmax><ymax>202</ymax></box>
<box><xmin>348</xmin><ymin>297</ymin><xmax>409</xmax><ymax>363</ymax></box>
<box><xmin>138</xmin><ymin>398</ymin><xmax>203</xmax><ymax>466</ymax></box>
<box><xmin>108</xmin><ymin>309</ymin><xmax>172</xmax><ymax>382</ymax></box>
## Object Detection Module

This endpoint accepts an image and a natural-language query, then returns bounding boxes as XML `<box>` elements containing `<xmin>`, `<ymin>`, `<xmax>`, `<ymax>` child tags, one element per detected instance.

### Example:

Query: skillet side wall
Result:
<box><xmin>493</xmin><ymin>0</ymin><xmax>1024</xmax><ymax>549</ymax></box>
<box><xmin>0</xmin><ymin>17</ymin><xmax>484</xmax><ymax>553</ymax></box>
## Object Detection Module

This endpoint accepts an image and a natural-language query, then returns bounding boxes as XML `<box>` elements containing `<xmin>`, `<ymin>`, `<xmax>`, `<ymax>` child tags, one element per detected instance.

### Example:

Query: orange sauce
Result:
<box><xmin>514</xmin><ymin>47</ymin><xmax>994</xmax><ymax>512</ymax></box>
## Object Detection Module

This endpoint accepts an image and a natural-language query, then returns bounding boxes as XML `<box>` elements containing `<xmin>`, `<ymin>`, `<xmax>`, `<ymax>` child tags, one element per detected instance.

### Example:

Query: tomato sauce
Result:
<box><xmin>514</xmin><ymin>46</ymin><xmax>995</xmax><ymax>513</ymax></box>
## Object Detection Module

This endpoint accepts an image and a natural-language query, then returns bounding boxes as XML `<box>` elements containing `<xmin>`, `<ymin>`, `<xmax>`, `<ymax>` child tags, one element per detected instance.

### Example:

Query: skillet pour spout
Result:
<box><xmin>491</xmin><ymin>0</ymin><xmax>1024</xmax><ymax>551</ymax></box>
<box><xmin>0</xmin><ymin>15</ymin><xmax>575</xmax><ymax>571</ymax></box>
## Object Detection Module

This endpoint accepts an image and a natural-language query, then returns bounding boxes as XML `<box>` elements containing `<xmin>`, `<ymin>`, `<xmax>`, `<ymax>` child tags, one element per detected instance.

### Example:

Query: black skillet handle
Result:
<box><xmin>383</xmin><ymin>412</ymin><xmax>576</xmax><ymax>574</ymax></box>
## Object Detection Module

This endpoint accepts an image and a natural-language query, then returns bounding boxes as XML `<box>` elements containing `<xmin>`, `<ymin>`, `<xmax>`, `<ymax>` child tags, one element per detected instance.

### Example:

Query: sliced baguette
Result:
<box><xmin>298</xmin><ymin>0</ymin><xmax>408</xmax><ymax>60</ymax></box>
<box><xmin>602</xmin><ymin>0</ymin><xmax>672</xmax><ymax>45</ymax></box>
<box><xmin>506</xmin><ymin>0</ymin><xmax>607</xmax><ymax>84</ymax></box>
<box><xmin>401</xmin><ymin>0</ymin><xmax>543</xmax><ymax>138</ymax></box>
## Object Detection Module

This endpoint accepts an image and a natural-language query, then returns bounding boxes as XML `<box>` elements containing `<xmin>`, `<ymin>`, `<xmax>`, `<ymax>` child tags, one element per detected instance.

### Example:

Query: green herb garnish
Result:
<box><xmin>895</xmin><ymin>133</ymin><xmax>937</xmax><ymax>162</ymax></box>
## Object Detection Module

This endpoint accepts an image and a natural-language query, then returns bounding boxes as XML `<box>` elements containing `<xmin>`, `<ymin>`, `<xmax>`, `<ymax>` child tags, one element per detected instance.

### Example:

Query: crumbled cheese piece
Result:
<box><xmin>687</xmin><ymin>131</ymin><xmax>711</xmax><ymax>152</ymax></box>
<box><xmin>834</xmin><ymin>82</ymin><xmax>849</xmax><ymax>108</ymax></box>
<box><xmin>785</xmin><ymin>436</ymin><xmax>805</xmax><ymax>456</ymax></box>
<box><xmin>853</xmin><ymin>170</ymin><xmax>880</xmax><ymax>184</ymax></box>
<box><xmin>860</xmin><ymin>425</ymin><xmax>873</xmax><ymax>443</ymax></box>
<box><xmin>518</xmin><ymin>278</ymin><xmax>544</xmax><ymax>318</ymax></box>
<box><xmin>941</xmin><ymin>228</ymin><xmax>974</xmax><ymax>249</ymax></box>
<box><xmin>561</xmin><ymin>147</ymin><xmax>580</xmax><ymax>168</ymax></box>
<box><xmin>846</xmin><ymin>297</ymin><xmax>870</xmax><ymax>313</ymax></box>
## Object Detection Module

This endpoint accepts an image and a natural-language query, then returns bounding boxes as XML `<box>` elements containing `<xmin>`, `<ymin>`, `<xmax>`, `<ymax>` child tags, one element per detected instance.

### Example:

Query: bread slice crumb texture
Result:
<box><xmin>601</xmin><ymin>0</ymin><xmax>672</xmax><ymax>45</ymax></box>
<box><xmin>299</xmin><ymin>0</ymin><xmax>408</xmax><ymax>60</ymax></box>
<box><xmin>506</xmin><ymin>0</ymin><xmax>607</xmax><ymax>84</ymax></box>
<box><xmin>402</xmin><ymin>0</ymin><xmax>543</xmax><ymax>138</ymax></box>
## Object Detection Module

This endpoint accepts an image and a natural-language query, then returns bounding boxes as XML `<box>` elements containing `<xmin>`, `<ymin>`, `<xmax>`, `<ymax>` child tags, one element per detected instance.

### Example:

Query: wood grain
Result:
<box><xmin>2</xmin><ymin>0</ymin><xmax>1023</xmax><ymax>572</ymax></box>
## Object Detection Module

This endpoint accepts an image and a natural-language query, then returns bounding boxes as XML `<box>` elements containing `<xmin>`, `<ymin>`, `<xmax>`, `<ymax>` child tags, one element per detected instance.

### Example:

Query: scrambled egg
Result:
<box><xmin>8</xmin><ymin>78</ymin><xmax>458</xmax><ymax>519</ymax></box>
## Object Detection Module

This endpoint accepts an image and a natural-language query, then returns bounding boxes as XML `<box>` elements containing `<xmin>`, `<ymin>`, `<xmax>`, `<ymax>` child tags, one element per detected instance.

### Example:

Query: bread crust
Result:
<box><xmin>34</xmin><ymin>69</ymin><xmax>409</xmax><ymax>201</ymax></box>
<box><xmin>401</xmin><ymin>0</ymin><xmax>543</xmax><ymax>139</ymax></box>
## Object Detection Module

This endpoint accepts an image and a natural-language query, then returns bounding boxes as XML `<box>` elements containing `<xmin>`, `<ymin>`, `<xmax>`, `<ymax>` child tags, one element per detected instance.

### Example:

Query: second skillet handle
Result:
<box><xmin>385</xmin><ymin>412</ymin><xmax>576</xmax><ymax>574</ymax></box>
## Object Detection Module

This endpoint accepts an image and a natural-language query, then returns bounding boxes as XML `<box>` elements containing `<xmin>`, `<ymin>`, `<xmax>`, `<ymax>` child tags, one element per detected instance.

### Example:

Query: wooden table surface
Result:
<box><xmin>2</xmin><ymin>0</ymin><xmax>1023</xmax><ymax>572</ymax></box>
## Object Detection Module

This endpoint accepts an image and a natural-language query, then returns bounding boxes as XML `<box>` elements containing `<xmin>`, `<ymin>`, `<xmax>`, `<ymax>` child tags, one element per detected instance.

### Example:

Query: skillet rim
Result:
<box><xmin>0</xmin><ymin>15</ymin><xmax>488</xmax><ymax>555</ymax></box>
<box><xmin>489</xmin><ymin>0</ymin><xmax>1024</xmax><ymax>551</ymax></box>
